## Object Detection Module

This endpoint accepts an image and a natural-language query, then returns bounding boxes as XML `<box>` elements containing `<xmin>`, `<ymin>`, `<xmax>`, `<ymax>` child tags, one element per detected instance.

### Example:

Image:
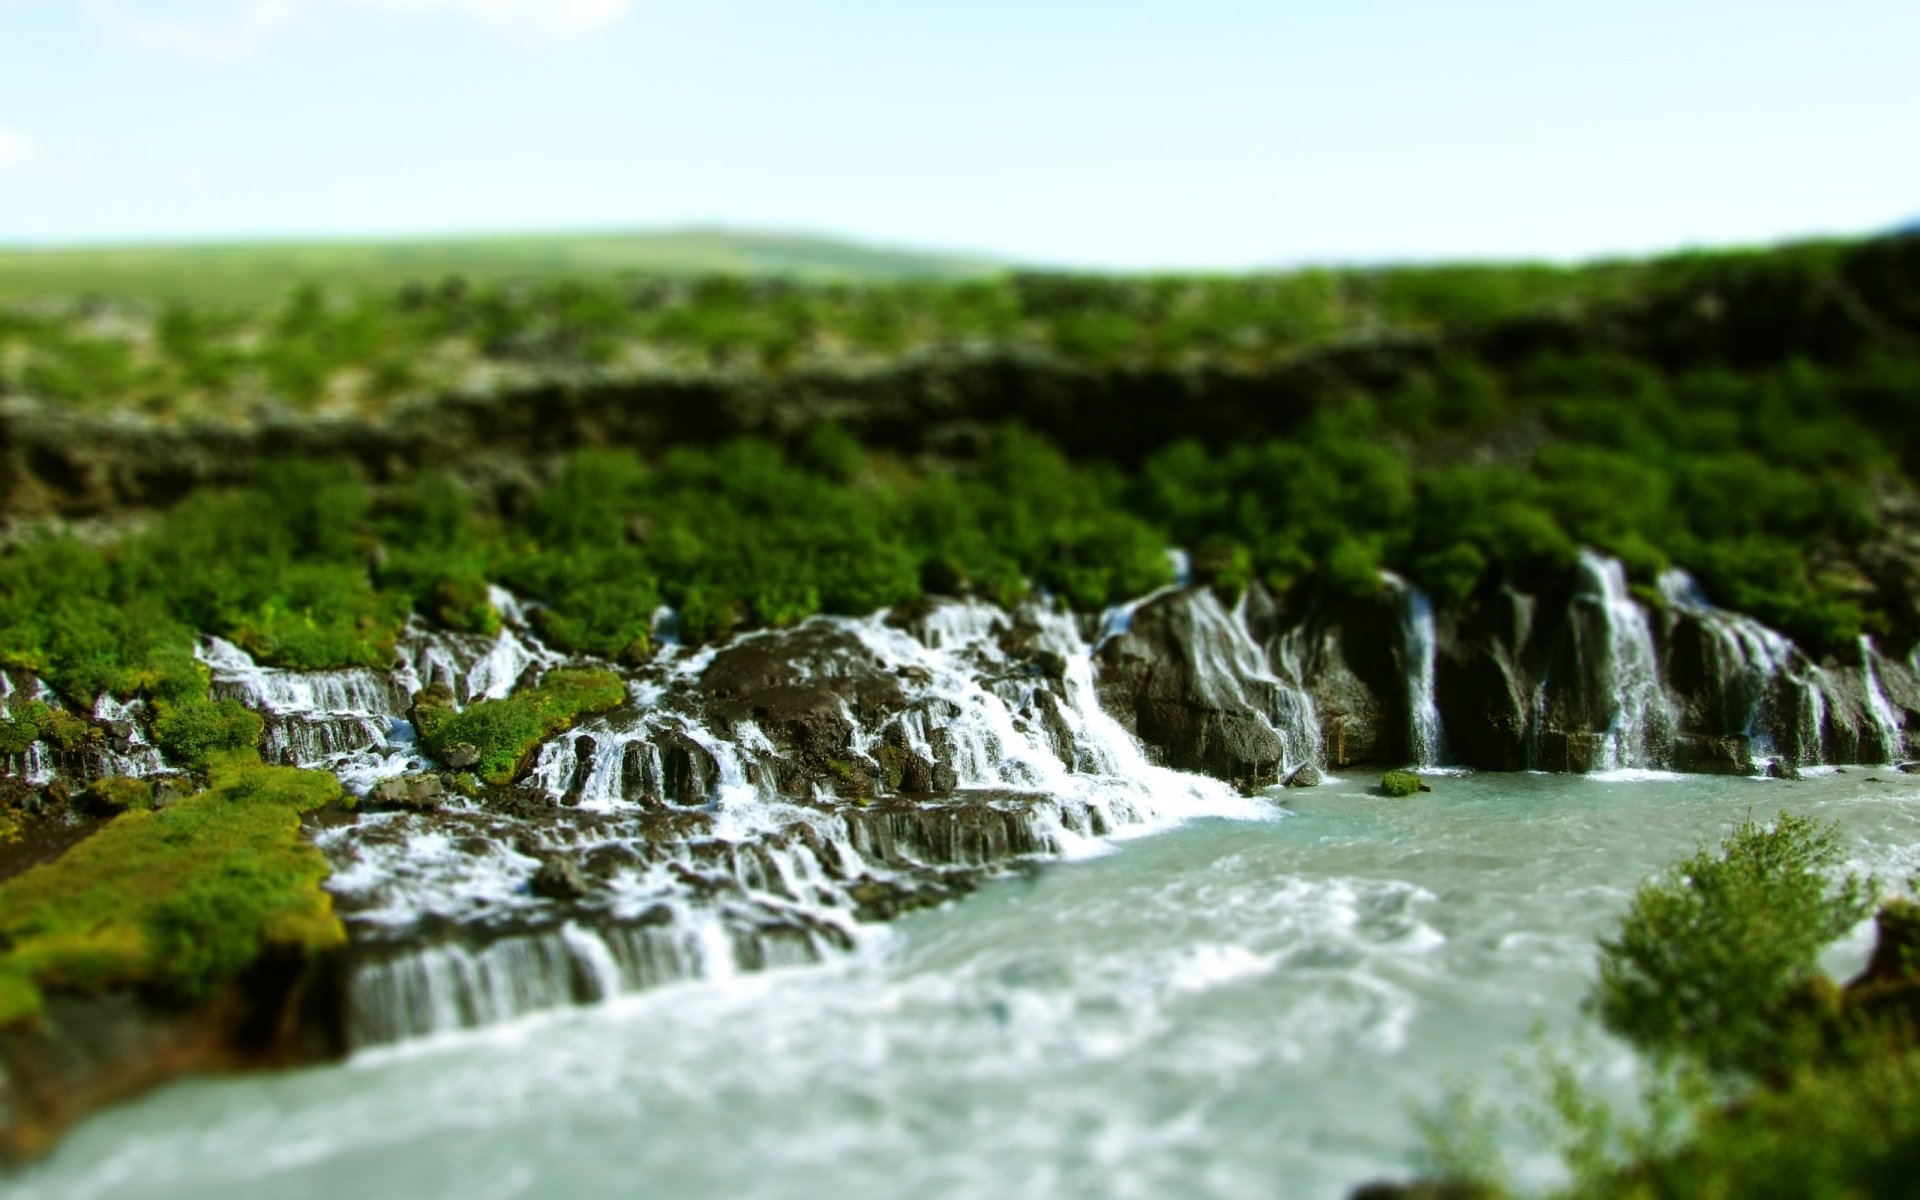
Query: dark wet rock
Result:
<box><xmin>1249</xmin><ymin>583</ymin><xmax>1402</xmax><ymax>768</ymax></box>
<box><xmin>1535</xmin><ymin>730</ymin><xmax>1606</xmax><ymax>774</ymax></box>
<box><xmin>1670</xmin><ymin>733</ymin><xmax>1755</xmax><ymax>776</ymax></box>
<box><xmin>1283</xmin><ymin>763</ymin><xmax>1323</xmax><ymax>788</ymax></box>
<box><xmin>1095</xmin><ymin>588</ymin><xmax>1285</xmax><ymax>788</ymax></box>
<box><xmin>623</xmin><ymin>728</ymin><xmax>719</xmax><ymax>807</ymax></box>
<box><xmin>560</xmin><ymin>735</ymin><xmax>597</xmax><ymax>807</ymax></box>
<box><xmin>441</xmin><ymin>741</ymin><xmax>480</xmax><ymax>769</ymax></box>
<box><xmin>840</xmin><ymin>794</ymin><xmax>1058</xmax><ymax>870</ymax></box>
<box><xmin>1433</xmin><ymin>585</ymin><xmax>1543</xmax><ymax>772</ymax></box>
<box><xmin>529</xmin><ymin>855</ymin><xmax>592</xmax><ymax>902</ymax></box>
<box><xmin>1765</xmin><ymin>760</ymin><xmax>1805</xmax><ymax>781</ymax></box>
<box><xmin>702</xmin><ymin>626</ymin><xmax>905</xmax><ymax>726</ymax></box>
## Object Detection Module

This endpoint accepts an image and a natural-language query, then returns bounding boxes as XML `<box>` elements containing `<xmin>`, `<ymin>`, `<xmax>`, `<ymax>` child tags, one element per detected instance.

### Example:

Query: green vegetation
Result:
<box><xmin>0</xmin><ymin>754</ymin><xmax>344</xmax><ymax>1025</ymax></box>
<box><xmin>412</xmin><ymin>668</ymin><xmax>626</xmax><ymax>785</ymax></box>
<box><xmin>0</xmin><ymin>228</ymin><xmax>995</xmax><ymax>306</ymax></box>
<box><xmin>1424</xmin><ymin>815</ymin><xmax>1920</xmax><ymax>1198</ymax></box>
<box><xmin>1592</xmin><ymin>812</ymin><xmax>1872</xmax><ymax>1077</ymax></box>
<box><xmin>7</xmin><ymin>234</ymin><xmax>1912</xmax><ymax>658</ymax></box>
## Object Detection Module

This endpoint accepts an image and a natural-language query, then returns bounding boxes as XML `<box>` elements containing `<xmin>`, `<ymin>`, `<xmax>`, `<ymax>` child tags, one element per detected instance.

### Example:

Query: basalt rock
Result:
<box><xmin>1095</xmin><ymin>588</ymin><xmax>1285</xmax><ymax>788</ymax></box>
<box><xmin>1670</xmin><ymin>733</ymin><xmax>1755</xmax><ymax>776</ymax></box>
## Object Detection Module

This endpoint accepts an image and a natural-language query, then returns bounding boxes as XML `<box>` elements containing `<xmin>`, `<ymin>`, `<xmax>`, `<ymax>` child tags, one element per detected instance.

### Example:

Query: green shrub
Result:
<box><xmin>1591</xmin><ymin>813</ymin><xmax>1873</xmax><ymax>1077</ymax></box>
<box><xmin>152</xmin><ymin>697</ymin><xmax>264</xmax><ymax>768</ymax></box>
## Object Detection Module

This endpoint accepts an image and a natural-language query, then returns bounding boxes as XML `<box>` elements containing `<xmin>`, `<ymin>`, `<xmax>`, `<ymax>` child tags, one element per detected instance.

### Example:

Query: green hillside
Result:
<box><xmin>0</xmin><ymin>228</ymin><xmax>1000</xmax><ymax>305</ymax></box>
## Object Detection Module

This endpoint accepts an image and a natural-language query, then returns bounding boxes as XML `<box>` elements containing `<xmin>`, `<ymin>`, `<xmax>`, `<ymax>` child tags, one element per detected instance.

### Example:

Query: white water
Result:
<box><xmin>1658</xmin><ymin>569</ymin><xmax>1828</xmax><ymax>767</ymax></box>
<box><xmin>1385</xmin><ymin>574</ymin><xmax>1446</xmax><ymax>768</ymax></box>
<box><xmin>1573</xmin><ymin>550</ymin><xmax>1672</xmax><ymax>771</ymax></box>
<box><xmin>313</xmin><ymin>594</ymin><xmax>1274</xmax><ymax>1045</ymax></box>
<box><xmin>20</xmin><ymin>769</ymin><xmax>1920</xmax><ymax>1200</ymax></box>
<box><xmin>1859</xmin><ymin>635</ymin><xmax>1906</xmax><ymax>764</ymax></box>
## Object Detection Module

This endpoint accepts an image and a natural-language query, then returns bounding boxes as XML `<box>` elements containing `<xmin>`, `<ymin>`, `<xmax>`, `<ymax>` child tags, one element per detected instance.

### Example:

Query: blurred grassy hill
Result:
<box><xmin>0</xmin><ymin>227</ymin><xmax>1000</xmax><ymax>305</ymax></box>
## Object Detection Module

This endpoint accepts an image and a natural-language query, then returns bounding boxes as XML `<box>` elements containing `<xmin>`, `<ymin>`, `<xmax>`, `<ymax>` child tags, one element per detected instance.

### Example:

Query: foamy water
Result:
<box><xmin>19</xmin><ymin>769</ymin><xmax>1920</xmax><ymax>1200</ymax></box>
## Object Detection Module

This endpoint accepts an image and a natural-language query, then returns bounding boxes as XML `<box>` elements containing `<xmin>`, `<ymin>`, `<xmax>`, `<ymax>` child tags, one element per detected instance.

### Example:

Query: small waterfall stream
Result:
<box><xmin>1384</xmin><ymin>574</ymin><xmax>1446</xmax><ymax>768</ymax></box>
<box><xmin>1573</xmin><ymin>550</ymin><xmax>1674</xmax><ymax>771</ymax></box>
<box><xmin>1859</xmin><ymin>636</ymin><xmax>1906</xmax><ymax>764</ymax></box>
<box><xmin>1658</xmin><ymin>569</ymin><xmax>1829</xmax><ymax>768</ymax></box>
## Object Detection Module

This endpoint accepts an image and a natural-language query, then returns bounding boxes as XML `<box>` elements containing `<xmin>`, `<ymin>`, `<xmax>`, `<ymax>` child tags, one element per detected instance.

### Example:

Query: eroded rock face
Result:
<box><xmin>1095</xmin><ymin>589</ymin><xmax>1287</xmax><ymax>788</ymax></box>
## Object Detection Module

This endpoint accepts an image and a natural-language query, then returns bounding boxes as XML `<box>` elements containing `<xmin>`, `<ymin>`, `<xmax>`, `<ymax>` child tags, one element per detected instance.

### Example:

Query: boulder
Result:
<box><xmin>366</xmin><ymin>772</ymin><xmax>446</xmax><ymax>812</ymax></box>
<box><xmin>529</xmin><ymin>855</ymin><xmax>591</xmax><ymax>902</ymax></box>
<box><xmin>441</xmin><ymin>741</ymin><xmax>480</xmax><ymax>769</ymax></box>
<box><xmin>1094</xmin><ymin>589</ymin><xmax>1285</xmax><ymax>789</ymax></box>
<box><xmin>1283</xmin><ymin>763</ymin><xmax>1323</xmax><ymax>789</ymax></box>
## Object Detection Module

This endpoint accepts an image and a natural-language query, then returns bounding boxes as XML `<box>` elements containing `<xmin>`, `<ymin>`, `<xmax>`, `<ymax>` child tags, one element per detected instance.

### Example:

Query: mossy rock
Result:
<box><xmin>414</xmin><ymin>669</ymin><xmax>625</xmax><ymax>786</ymax></box>
<box><xmin>1381</xmin><ymin>770</ymin><xmax>1431</xmax><ymax>797</ymax></box>
<box><xmin>84</xmin><ymin>776</ymin><xmax>154</xmax><ymax>813</ymax></box>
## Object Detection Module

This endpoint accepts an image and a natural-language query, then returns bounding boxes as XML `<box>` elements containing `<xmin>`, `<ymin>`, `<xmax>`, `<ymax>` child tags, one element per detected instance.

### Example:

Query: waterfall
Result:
<box><xmin>1658</xmin><ymin>570</ymin><xmax>1828</xmax><ymax>768</ymax></box>
<box><xmin>1384</xmin><ymin>574</ymin><xmax>1446</xmax><ymax>768</ymax></box>
<box><xmin>303</xmin><ymin>592</ymin><xmax>1268</xmax><ymax>1047</ymax></box>
<box><xmin>1860</xmin><ymin>636</ymin><xmax>1905</xmax><ymax>764</ymax></box>
<box><xmin>1573</xmin><ymin>551</ymin><xmax>1673</xmax><ymax>771</ymax></box>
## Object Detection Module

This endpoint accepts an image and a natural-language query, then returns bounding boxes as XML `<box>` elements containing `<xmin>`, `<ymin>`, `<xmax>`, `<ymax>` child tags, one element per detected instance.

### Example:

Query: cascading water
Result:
<box><xmin>272</xmin><ymin>589</ymin><xmax>1271</xmax><ymax>1047</ymax></box>
<box><xmin>1658</xmin><ymin>569</ymin><xmax>1828</xmax><ymax>768</ymax></box>
<box><xmin>1573</xmin><ymin>551</ymin><xmax>1673</xmax><ymax>771</ymax></box>
<box><xmin>1384</xmin><ymin>573</ymin><xmax>1446</xmax><ymax>768</ymax></box>
<box><xmin>1859</xmin><ymin>635</ymin><xmax>1905</xmax><ymax>764</ymax></box>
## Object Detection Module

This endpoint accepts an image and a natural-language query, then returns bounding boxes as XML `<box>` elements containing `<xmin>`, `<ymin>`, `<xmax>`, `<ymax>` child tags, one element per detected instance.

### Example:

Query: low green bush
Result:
<box><xmin>152</xmin><ymin>697</ymin><xmax>264</xmax><ymax>768</ymax></box>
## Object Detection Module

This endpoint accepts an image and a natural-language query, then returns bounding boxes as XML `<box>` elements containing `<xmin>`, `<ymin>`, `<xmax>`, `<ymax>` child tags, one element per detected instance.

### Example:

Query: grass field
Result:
<box><xmin>0</xmin><ymin>227</ymin><xmax>1000</xmax><ymax>305</ymax></box>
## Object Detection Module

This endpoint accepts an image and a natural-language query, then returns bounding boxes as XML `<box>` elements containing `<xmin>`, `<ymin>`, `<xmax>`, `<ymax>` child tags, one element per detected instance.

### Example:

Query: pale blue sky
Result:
<box><xmin>1</xmin><ymin>0</ymin><xmax>1916</xmax><ymax>267</ymax></box>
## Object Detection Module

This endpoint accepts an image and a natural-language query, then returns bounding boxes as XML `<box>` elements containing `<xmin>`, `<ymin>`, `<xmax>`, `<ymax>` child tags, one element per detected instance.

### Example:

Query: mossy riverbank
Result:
<box><xmin>0</xmin><ymin>754</ymin><xmax>344</xmax><ymax>1027</ymax></box>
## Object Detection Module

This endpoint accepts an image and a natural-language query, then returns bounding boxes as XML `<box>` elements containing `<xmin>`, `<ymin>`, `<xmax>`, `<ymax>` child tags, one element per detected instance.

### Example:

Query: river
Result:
<box><xmin>18</xmin><ymin>768</ymin><xmax>1920</xmax><ymax>1200</ymax></box>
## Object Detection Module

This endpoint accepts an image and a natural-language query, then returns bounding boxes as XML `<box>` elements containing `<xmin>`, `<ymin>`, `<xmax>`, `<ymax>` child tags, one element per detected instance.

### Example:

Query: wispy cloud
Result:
<box><xmin>101</xmin><ymin>0</ymin><xmax>634</xmax><ymax>61</ymax></box>
<box><xmin>119</xmin><ymin>0</ymin><xmax>304</xmax><ymax>62</ymax></box>
<box><xmin>0</xmin><ymin>125</ymin><xmax>39</xmax><ymax>175</ymax></box>
<box><xmin>358</xmin><ymin>0</ymin><xmax>635</xmax><ymax>41</ymax></box>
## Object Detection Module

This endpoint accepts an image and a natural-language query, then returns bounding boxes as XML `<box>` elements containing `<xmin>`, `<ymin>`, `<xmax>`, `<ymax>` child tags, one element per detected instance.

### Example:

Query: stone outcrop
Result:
<box><xmin>1095</xmin><ymin>589</ymin><xmax>1287</xmax><ymax>789</ymax></box>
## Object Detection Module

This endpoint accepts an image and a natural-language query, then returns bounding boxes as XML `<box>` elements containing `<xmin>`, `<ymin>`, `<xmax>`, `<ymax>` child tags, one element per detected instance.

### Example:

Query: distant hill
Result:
<box><xmin>0</xmin><ymin>228</ymin><xmax>1001</xmax><ymax>306</ymax></box>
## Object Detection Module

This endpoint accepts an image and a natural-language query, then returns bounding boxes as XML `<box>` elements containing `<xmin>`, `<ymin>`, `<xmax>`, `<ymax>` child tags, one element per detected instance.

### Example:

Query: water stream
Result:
<box><xmin>17</xmin><ymin>769</ymin><xmax>1920</xmax><ymax>1200</ymax></box>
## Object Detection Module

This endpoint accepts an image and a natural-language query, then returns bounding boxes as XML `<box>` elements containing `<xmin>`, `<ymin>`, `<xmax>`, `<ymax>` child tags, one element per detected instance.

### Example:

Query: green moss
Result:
<box><xmin>0</xmin><ymin>755</ymin><xmax>345</xmax><ymax>1024</ymax></box>
<box><xmin>152</xmin><ymin>696</ymin><xmax>264</xmax><ymax>768</ymax></box>
<box><xmin>1381</xmin><ymin>770</ymin><xmax>1425</xmax><ymax>797</ymax></box>
<box><xmin>414</xmin><ymin>668</ymin><xmax>625</xmax><ymax>785</ymax></box>
<box><xmin>0</xmin><ymin>716</ymin><xmax>35</xmax><ymax>756</ymax></box>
